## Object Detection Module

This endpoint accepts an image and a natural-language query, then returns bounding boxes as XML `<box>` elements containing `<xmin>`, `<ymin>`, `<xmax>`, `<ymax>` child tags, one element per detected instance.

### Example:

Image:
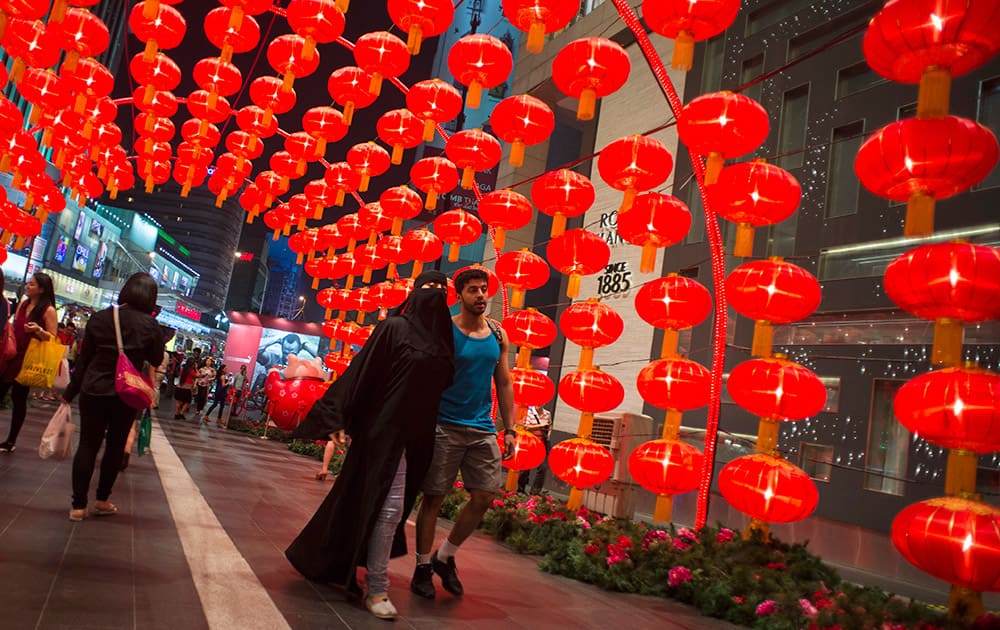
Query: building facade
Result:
<box><xmin>499</xmin><ymin>0</ymin><xmax>999</xmax><ymax>605</ymax></box>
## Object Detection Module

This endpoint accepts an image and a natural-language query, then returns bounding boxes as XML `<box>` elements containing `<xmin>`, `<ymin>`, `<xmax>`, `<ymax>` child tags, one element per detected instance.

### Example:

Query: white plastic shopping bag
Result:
<box><xmin>53</xmin><ymin>358</ymin><xmax>70</xmax><ymax>390</ymax></box>
<box><xmin>38</xmin><ymin>403</ymin><xmax>76</xmax><ymax>460</ymax></box>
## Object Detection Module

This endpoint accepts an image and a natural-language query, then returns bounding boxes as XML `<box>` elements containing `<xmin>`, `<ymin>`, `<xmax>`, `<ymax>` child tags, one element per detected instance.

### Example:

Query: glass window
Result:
<box><xmin>787</xmin><ymin>1</ymin><xmax>879</xmax><ymax>58</ymax></box>
<box><xmin>800</xmin><ymin>443</ymin><xmax>834</xmax><ymax>482</ymax></box>
<box><xmin>897</xmin><ymin>102</ymin><xmax>917</xmax><ymax>120</ymax></box>
<box><xmin>740</xmin><ymin>53</ymin><xmax>765</xmax><ymax>102</ymax></box>
<box><xmin>977</xmin><ymin>77</ymin><xmax>1000</xmax><ymax>189</ymax></box>
<box><xmin>865</xmin><ymin>379</ymin><xmax>909</xmax><ymax>495</ymax></box>
<box><xmin>778</xmin><ymin>84</ymin><xmax>809</xmax><ymax>170</ymax></box>
<box><xmin>978</xmin><ymin>464</ymin><xmax>999</xmax><ymax>499</ymax></box>
<box><xmin>701</xmin><ymin>34</ymin><xmax>726</xmax><ymax>94</ymax></box>
<box><xmin>772</xmin><ymin>314</ymin><xmax>1000</xmax><ymax>347</ymax></box>
<box><xmin>745</xmin><ymin>0</ymin><xmax>814</xmax><ymax>36</ymax></box>
<box><xmin>818</xmin><ymin>223</ymin><xmax>1000</xmax><ymax>280</ymax></box>
<box><xmin>837</xmin><ymin>62</ymin><xmax>887</xmax><ymax>99</ymax></box>
<box><xmin>825</xmin><ymin>121</ymin><xmax>865</xmax><ymax>218</ymax></box>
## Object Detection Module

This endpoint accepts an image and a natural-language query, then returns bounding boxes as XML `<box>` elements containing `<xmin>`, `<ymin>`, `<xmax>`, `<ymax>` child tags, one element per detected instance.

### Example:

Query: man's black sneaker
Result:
<box><xmin>0</xmin><ymin>441</ymin><xmax>15</xmax><ymax>452</ymax></box>
<box><xmin>410</xmin><ymin>563</ymin><xmax>435</xmax><ymax>599</ymax></box>
<box><xmin>431</xmin><ymin>552</ymin><xmax>463</xmax><ymax>596</ymax></box>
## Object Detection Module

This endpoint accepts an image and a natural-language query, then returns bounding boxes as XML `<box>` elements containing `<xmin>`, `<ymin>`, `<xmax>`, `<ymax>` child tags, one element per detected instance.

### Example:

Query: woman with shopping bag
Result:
<box><xmin>0</xmin><ymin>273</ymin><xmax>59</xmax><ymax>453</ymax></box>
<box><xmin>62</xmin><ymin>273</ymin><xmax>164</xmax><ymax>521</ymax></box>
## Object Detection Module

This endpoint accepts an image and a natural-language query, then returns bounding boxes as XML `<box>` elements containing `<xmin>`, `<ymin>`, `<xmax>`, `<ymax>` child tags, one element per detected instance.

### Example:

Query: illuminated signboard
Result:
<box><xmin>175</xmin><ymin>301</ymin><xmax>202</xmax><ymax>321</ymax></box>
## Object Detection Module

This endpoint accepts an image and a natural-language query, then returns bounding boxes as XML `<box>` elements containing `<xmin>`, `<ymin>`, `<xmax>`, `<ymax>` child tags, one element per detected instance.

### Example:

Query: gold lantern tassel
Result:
<box><xmin>359</xmin><ymin>174</ymin><xmax>370</xmax><ymax>193</ymax></box>
<box><xmin>949</xmin><ymin>587</ymin><xmax>984</xmax><ymax>623</ymax></box>
<box><xmin>493</xmin><ymin>226</ymin><xmax>507</xmax><ymax>250</ymax></box>
<box><xmin>407</xmin><ymin>24</ymin><xmax>423</xmax><ymax>55</ymax></box>
<box><xmin>751</xmin><ymin>320</ymin><xmax>774</xmax><ymax>358</ymax></box>
<box><xmin>660</xmin><ymin>328</ymin><xmax>679</xmax><ymax>358</ymax></box>
<box><xmin>566</xmin><ymin>273</ymin><xmax>581</xmax><ymax>298</ymax></box>
<box><xmin>510</xmin><ymin>288</ymin><xmax>525</xmax><ymax>309</ymax></box>
<box><xmin>343</xmin><ymin>102</ymin><xmax>355</xmax><ymax>126</ymax></box>
<box><xmin>756</xmin><ymin>418</ymin><xmax>779</xmax><ymax>454</ymax></box>
<box><xmin>410</xmin><ymin>260</ymin><xmax>424</xmax><ymax>279</ymax></box>
<box><xmin>448</xmin><ymin>243</ymin><xmax>460</xmax><ymax>262</ymax></box>
<box><xmin>577</xmin><ymin>87</ymin><xmax>596</xmax><ymax>121</ymax></box>
<box><xmin>932</xmin><ymin>317</ymin><xmax>963</xmax><ymax>366</ymax></box>
<box><xmin>734</xmin><ymin>223</ymin><xmax>754</xmax><ymax>258</ymax></box>
<box><xmin>335</xmin><ymin>0</ymin><xmax>349</xmax><ymax>15</ymax></box>
<box><xmin>944</xmin><ymin>448</ymin><xmax>977</xmax><ymax>497</ymax></box>
<box><xmin>423</xmin><ymin>118</ymin><xmax>436</xmax><ymax>142</ymax></box>
<box><xmin>917</xmin><ymin>66</ymin><xmax>950</xmax><ymax>120</ymax></box>
<box><xmin>425</xmin><ymin>189</ymin><xmax>438</xmax><ymax>210</ymax></box>
<box><xmin>466</xmin><ymin>80</ymin><xmax>483</xmax><ymax>109</ymax></box>
<box><xmin>143</xmin><ymin>38</ymin><xmax>158</xmax><ymax>64</ymax></box>
<box><xmin>620</xmin><ymin>187</ymin><xmax>637</xmax><ymax>213</ymax></box>
<box><xmin>653</xmin><ymin>495</ymin><xmax>674</xmax><ymax>523</ymax></box>
<box><xmin>905</xmin><ymin>190</ymin><xmax>935</xmax><ymax>237</ymax></box>
<box><xmin>510</xmin><ymin>140</ymin><xmax>525</xmax><ymax>168</ymax></box>
<box><xmin>461</xmin><ymin>166</ymin><xmax>475</xmax><ymax>190</ymax></box>
<box><xmin>671</xmin><ymin>31</ymin><xmax>695</xmax><ymax>72</ymax></box>
<box><xmin>526</xmin><ymin>20</ymin><xmax>545</xmax><ymax>54</ymax></box>
<box><xmin>550</xmin><ymin>213</ymin><xmax>567</xmax><ymax>238</ymax></box>
<box><xmin>639</xmin><ymin>243</ymin><xmax>657</xmax><ymax>274</ymax></box>
<box><xmin>391</xmin><ymin>144</ymin><xmax>404</xmax><ymax>164</ymax></box>
<box><xmin>705</xmin><ymin>151</ymin><xmax>724</xmax><ymax>185</ymax></box>
<box><xmin>369</xmin><ymin>72</ymin><xmax>384</xmax><ymax>96</ymax></box>
<box><xmin>142</xmin><ymin>0</ymin><xmax>160</xmax><ymax>20</ymax></box>
<box><xmin>302</xmin><ymin>37</ymin><xmax>316</xmax><ymax>62</ymax></box>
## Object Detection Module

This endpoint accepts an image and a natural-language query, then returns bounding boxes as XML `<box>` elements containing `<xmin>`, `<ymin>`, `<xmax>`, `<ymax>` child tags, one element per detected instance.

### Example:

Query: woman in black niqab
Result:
<box><xmin>285</xmin><ymin>271</ymin><xmax>454</xmax><ymax>618</ymax></box>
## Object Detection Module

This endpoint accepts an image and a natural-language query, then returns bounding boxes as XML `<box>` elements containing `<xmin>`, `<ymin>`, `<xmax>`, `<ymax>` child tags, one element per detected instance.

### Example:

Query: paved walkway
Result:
<box><xmin>0</xmin><ymin>400</ymin><xmax>737</xmax><ymax>630</ymax></box>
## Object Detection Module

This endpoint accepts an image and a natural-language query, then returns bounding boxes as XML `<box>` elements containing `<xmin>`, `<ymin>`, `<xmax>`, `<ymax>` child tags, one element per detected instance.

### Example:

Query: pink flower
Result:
<box><xmin>755</xmin><ymin>600</ymin><xmax>777</xmax><ymax>616</ymax></box>
<box><xmin>616</xmin><ymin>535</ymin><xmax>633</xmax><ymax>550</ymax></box>
<box><xmin>605</xmin><ymin>543</ymin><xmax>629</xmax><ymax>566</ymax></box>
<box><xmin>641</xmin><ymin>529</ymin><xmax>669</xmax><ymax>550</ymax></box>
<box><xmin>671</xmin><ymin>537</ymin><xmax>691</xmax><ymax>551</ymax></box>
<box><xmin>576</xmin><ymin>517</ymin><xmax>591</xmax><ymax>529</ymax></box>
<box><xmin>716</xmin><ymin>528</ymin><xmax>735</xmax><ymax>543</ymax></box>
<box><xmin>584</xmin><ymin>544</ymin><xmax>600</xmax><ymax>555</ymax></box>
<box><xmin>799</xmin><ymin>598</ymin><xmax>818</xmax><ymax>617</ymax></box>
<box><xmin>491</xmin><ymin>499</ymin><xmax>504</xmax><ymax>508</ymax></box>
<box><xmin>667</xmin><ymin>566</ymin><xmax>692</xmax><ymax>587</ymax></box>
<box><xmin>677</xmin><ymin>527</ymin><xmax>697</xmax><ymax>542</ymax></box>
<box><xmin>766</xmin><ymin>562</ymin><xmax>787</xmax><ymax>571</ymax></box>
<box><xmin>453</xmin><ymin>480</ymin><xmax>464</xmax><ymax>489</ymax></box>
<box><xmin>732</xmin><ymin>596</ymin><xmax>745</xmax><ymax>604</ymax></box>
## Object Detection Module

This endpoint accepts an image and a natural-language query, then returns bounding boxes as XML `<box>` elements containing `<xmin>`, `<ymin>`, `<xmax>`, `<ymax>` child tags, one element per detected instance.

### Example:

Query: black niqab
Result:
<box><xmin>399</xmin><ymin>285</ymin><xmax>454</xmax><ymax>371</ymax></box>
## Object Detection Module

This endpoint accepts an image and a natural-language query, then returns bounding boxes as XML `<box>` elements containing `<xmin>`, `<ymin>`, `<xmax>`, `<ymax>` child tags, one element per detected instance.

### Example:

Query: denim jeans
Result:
<box><xmin>366</xmin><ymin>453</ymin><xmax>407</xmax><ymax>596</ymax></box>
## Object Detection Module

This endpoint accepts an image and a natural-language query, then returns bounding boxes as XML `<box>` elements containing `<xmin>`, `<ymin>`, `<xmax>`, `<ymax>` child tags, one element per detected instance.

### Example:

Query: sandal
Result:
<box><xmin>68</xmin><ymin>508</ymin><xmax>86</xmax><ymax>521</ymax></box>
<box><xmin>93</xmin><ymin>502</ymin><xmax>118</xmax><ymax>516</ymax></box>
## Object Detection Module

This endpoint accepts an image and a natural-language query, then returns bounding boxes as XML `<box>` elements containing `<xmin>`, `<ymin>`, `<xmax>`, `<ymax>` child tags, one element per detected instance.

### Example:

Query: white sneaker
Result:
<box><xmin>365</xmin><ymin>595</ymin><xmax>398</xmax><ymax>620</ymax></box>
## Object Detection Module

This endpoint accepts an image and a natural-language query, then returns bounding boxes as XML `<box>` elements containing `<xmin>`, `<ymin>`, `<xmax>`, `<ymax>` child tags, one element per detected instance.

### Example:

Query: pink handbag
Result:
<box><xmin>113</xmin><ymin>305</ymin><xmax>154</xmax><ymax>409</ymax></box>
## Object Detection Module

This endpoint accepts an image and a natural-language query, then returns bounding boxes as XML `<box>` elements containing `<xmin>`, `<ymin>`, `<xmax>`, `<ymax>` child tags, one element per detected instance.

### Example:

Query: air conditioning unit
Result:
<box><xmin>582</xmin><ymin>412</ymin><xmax>654</xmax><ymax>519</ymax></box>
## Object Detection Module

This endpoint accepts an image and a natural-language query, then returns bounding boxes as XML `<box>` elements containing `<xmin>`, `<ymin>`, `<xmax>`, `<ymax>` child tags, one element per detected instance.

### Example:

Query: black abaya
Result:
<box><xmin>285</xmin><ymin>303</ymin><xmax>452</xmax><ymax>588</ymax></box>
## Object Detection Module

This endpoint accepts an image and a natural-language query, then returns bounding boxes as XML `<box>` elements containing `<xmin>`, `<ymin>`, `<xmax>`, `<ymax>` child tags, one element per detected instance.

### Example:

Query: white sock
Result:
<box><xmin>438</xmin><ymin>539</ymin><xmax>459</xmax><ymax>561</ymax></box>
<box><xmin>416</xmin><ymin>553</ymin><xmax>431</xmax><ymax>565</ymax></box>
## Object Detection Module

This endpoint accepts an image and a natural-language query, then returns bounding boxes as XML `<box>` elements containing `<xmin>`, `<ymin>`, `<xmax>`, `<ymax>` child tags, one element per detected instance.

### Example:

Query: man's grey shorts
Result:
<box><xmin>421</xmin><ymin>422</ymin><xmax>502</xmax><ymax>495</ymax></box>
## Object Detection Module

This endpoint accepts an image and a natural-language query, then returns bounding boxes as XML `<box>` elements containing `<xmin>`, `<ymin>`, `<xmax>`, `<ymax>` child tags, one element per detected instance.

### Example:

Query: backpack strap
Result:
<box><xmin>485</xmin><ymin>318</ymin><xmax>503</xmax><ymax>365</ymax></box>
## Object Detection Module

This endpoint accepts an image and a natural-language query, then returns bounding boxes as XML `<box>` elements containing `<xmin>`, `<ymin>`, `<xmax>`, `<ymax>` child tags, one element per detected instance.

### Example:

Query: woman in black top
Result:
<box><xmin>63</xmin><ymin>273</ymin><xmax>165</xmax><ymax>521</ymax></box>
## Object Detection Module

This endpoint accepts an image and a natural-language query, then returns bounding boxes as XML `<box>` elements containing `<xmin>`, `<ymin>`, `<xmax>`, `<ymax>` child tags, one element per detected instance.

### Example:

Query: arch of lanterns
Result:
<box><xmin>1</xmin><ymin>0</ymin><xmax>998</xmax><ymax>620</ymax></box>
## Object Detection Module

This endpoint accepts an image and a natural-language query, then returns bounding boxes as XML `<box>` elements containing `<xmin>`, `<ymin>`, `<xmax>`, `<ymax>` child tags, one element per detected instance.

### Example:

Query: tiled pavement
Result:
<box><xmin>0</xmin><ymin>400</ymin><xmax>738</xmax><ymax>630</ymax></box>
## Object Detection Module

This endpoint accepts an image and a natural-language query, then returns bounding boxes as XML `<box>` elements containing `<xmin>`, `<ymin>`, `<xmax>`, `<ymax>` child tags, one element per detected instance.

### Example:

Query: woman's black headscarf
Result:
<box><xmin>395</xmin><ymin>270</ymin><xmax>454</xmax><ymax>368</ymax></box>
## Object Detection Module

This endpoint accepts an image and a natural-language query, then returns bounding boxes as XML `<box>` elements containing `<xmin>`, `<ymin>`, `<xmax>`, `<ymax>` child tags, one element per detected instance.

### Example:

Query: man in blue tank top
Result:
<box><xmin>411</xmin><ymin>268</ymin><xmax>515</xmax><ymax>600</ymax></box>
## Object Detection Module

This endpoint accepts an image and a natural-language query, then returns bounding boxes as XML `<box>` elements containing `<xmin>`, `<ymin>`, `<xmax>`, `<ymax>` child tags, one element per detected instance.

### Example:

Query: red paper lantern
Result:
<box><xmin>628</xmin><ymin>439</ymin><xmax>704</xmax><ymax>497</ymax></box>
<box><xmin>711</xmin><ymin>160</ymin><xmax>801</xmax><ymax>258</ymax></box>
<box><xmin>549</xmin><ymin>438</ymin><xmax>614</xmax><ymax>489</ymax></box>
<box><xmin>854</xmin><ymin>116</ymin><xmax>998</xmax><ymax>237</ymax></box>
<box><xmin>884</xmin><ymin>242</ymin><xmax>1000</xmax><ymax>366</ymax></box>
<box><xmin>490</xmin><ymin>94</ymin><xmax>555</xmax><ymax>168</ymax></box>
<box><xmin>728</xmin><ymin>357</ymin><xmax>827</xmax><ymax>421</ymax></box>
<box><xmin>410</xmin><ymin>156</ymin><xmax>458</xmax><ymax>210</ymax></box>
<box><xmin>129</xmin><ymin>1</ymin><xmax>185</xmax><ymax>63</ymax></box>
<box><xmin>864</xmin><ymin>0</ymin><xmax>1000</xmax><ymax>119</ymax></box>
<box><xmin>510</xmin><ymin>367</ymin><xmax>555</xmax><ymax>407</ymax></box>
<box><xmin>250</xmin><ymin>76</ymin><xmax>294</xmax><ymax>125</ymax></box>
<box><xmin>192</xmin><ymin>57</ymin><xmax>241</xmax><ymax>111</ymax></box>
<box><xmin>445</xmin><ymin>128</ymin><xmax>502</xmax><ymax>190</ymax></box>
<box><xmin>267</xmin><ymin>33</ymin><xmax>321</xmax><ymax>98</ymax></box>
<box><xmin>53</xmin><ymin>7</ymin><xmax>109</xmax><ymax>70</ymax></box>
<box><xmin>477</xmin><ymin>189</ymin><xmax>533</xmax><ymax>250</ymax></box>
<box><xmin>559</xmin><ymin>369</ymin><xmax>624</xmax><ymax>413</ymax></box>
<box><xmin>327</xmin><ymin>66</ymin><xmax>377</xmax><ymax>126</ymax></box>
<box><xmin>677</xmin><ymin>91</ymin><xmax>770</xmax><ymax>184</ymax></box>
<box><xmin>346</xmin><ymin>142</ymin><xmax>391</xmax><ymax>192</ymax></box>
<box><xmin>642</xmin><ymin>0</ymin><xmax>741</xmax><ymax>71</ymax></box>
<box><xmin>546</xmin><ymin>229</ymin><xmax>611</xmax><ymax>298</ymax></box>
<box><xmin>726</xmin><ymin>258</ymin><xmax>821</xmax><ymax>357</ymax></box>
<box><xmin>401</xmin><ymin>228</ymin><xmax>443</xmax><ymax>278</ymax></box>
<box><xmin>3</xmin><ymin>18</ymin><xmax>59</xmax><ymax>82</ymax></box>
<box><xmin>378</xmin><ymin>185</ymin><xmax>423</xmax><ymax>236</ymax></box>
<box><xmin>433</xmin><ymin>209</ymin><xmax>482</xmax><ymax>262</ymax></box>
<box><xmin>892</xmin><ymin>497</ymin><xmax>1000</xmax><ymax>593</ymax></box>
<box><xmin>237</xmin><ymin>105</ymin><xmax>278</xmax><ymax>139</ymax></box>
<box><xmin>286</xmin><ymin>0</ymin><xmax>344</xmax><ymax>61</ymax></box>
<box><xmin>597</xmin><ymin>135</ymin><xmax>673</xmax><ymax>212</ymax></box>
<box><xmin>354</xmin><ymin>31</ymin><xmax>410</xmax><ymax>96</ymax></box>
<box><xmin>407</xmin><ymin>78</ymin><xmax>463</xmax><ymax>142</ymax></box>
<box><xmin>302</xmin><ymin>106</ymin><xmax>348</xmax><ymax>157</ymax></box>
<box><xmin>324</xmin><ymin>161</ymin><xmax>361</xmax><ymax>207</ymax></box>
<box><xmin>617</xmin><ymin>192</ymin><xmax>691</xmax><ymax>273</ymax></box>
<box><xmin>204</xmin><ymin>6</ymin><xmax>261</xmax><ymax>63</ymax></box>
<box><xmin>560</xmin><ymin>298</ymin><xmax>624</xmax><ymax>350</ymax></box>
<box><xmin>337</xmin><ymin>213</ymin><xmax>369</xmax><ymax>251</ymax></box>
<box><xmin>637</xmin><ymin>357</ymin><xmax>711</xmax><ymax>411</ymax></box>
<box><xmin>502</xmin><ymin>308</ymin><xmax>557</xmax><ymax>349</ymax></box>
<box><xmin>499</xmin><ymin>430</ymin><xmax>547</xmax><ymax>471</ymax></box>
<box><xmin>377</xmin><ymin>234</ymin><xmax>409</xmax><ymax>279</ymax></box>
<box><xmin>324</xmin><ymin>352</ymin><xmax>352</xmax><ymax>376</ymax></box>
<box><xmin>448</xmin><ymin>34</ymin><xmax>513</xmax><ymax>109</ymax></box>
<box><xmin>552</xmin><ymin>37</ymin><xmax>630</xmax><ymax>120</ymax></box>
<box><xmin>377</xmin><ymin>108</ymin><xmax>424</xmax><ymax>164</ymax></box>
<box><xmin>718</xmin><ymin>454</ymin><xmax>819</xmax><ymax>523</ymax></box>
<box><xmin>503</xmin><ymin>0</ymin><xmax>580</xmax><ymax>54</ymax></box>
<box><xmin>387</xmin><ymin>0</ymin><xmax>454</xmax><ymax>55</ymax></box>
<box><xmin>495</xmin><ymin>249</ymin><xmax>550</xmax><ymax>309</ymax></box>
<box><xmin>531</xmin><ymin>169</ymin><xmax>595</xmax><ymax>238</ymax></box>
<box><xmin>894</xmin><ymin>364</ymin><xmax>1000</xmax><ymax>453</ymax></box>
<box><xmin>284</xmin><ymin>132</ymin><xmax>322</xmax><ymax>175</ymax></box>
